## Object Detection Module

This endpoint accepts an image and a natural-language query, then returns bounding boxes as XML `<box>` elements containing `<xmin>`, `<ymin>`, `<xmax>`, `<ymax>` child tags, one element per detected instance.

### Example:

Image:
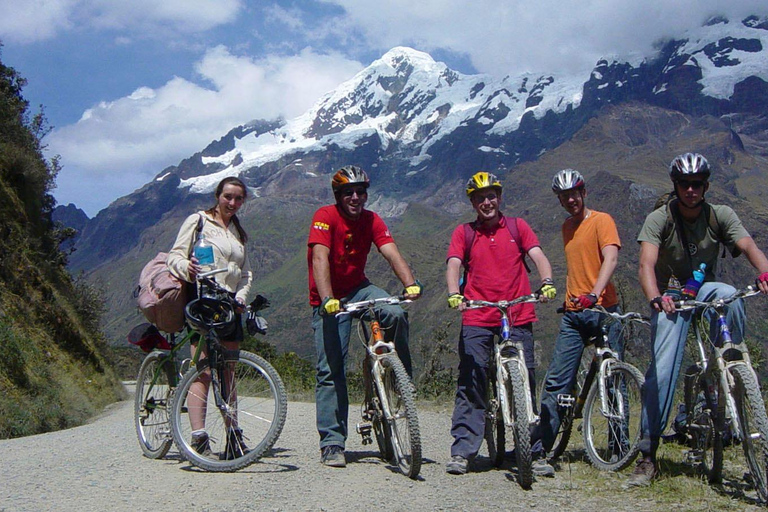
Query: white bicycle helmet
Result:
<box><xmin>331</xmin><ymin>165</ymin><xmax>370</xmax><ymax>193</ymax></box>
<box><xmin>669</xmin><ymin>153</ymin><xmax>710</xmax><ymax>180</ymax></box>
<box><xmin>551</xmin><ymin>169</ymin><xmax>585</xmax><ymax>193</ymax></box>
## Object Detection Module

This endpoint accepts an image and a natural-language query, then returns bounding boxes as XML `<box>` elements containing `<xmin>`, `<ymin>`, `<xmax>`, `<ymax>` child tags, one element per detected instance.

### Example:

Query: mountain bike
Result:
<box><xmin>544</xmin><ymin>305</ymin><xmax>647</xmax><ymax>471</ymax></box>
<box><xmin>340</xmin><ymin>296</ymin><xmax>422</xmax><ymax>479</ymax></box>
<box><xmin>671</xmin><ymin>284</ymin><xmax>768</xmax><ymax>501</ymax></box>
<box><xmin>135</xmin><ymin>268</ymin><xmax>287</xmax><ymax>471</ymax></box>
<box><xmin>464</xmin><ymin>294</ymin><xmax>540</xmax><ymax>489</ymax></box>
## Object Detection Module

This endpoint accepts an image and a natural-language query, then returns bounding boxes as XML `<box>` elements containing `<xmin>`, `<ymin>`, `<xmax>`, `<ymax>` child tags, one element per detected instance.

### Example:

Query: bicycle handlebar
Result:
<box><xmin>337</xmin><ymin>295</ymin><xmax>411</xmax><ymax>315</ymax></box>
<box><xmin>672</xmin><ymin>284</ymin><xmax>761</xmax><ymax>311</ymax></box>
<box><xmin>463</xmin><ymin>293</ymin><xmax>541</xmax><ymax>310</ymax></box>
<box><xmin>582</xmin><ymin>305</ymin><xmax>650</xmax><ymax>324</ymax></box>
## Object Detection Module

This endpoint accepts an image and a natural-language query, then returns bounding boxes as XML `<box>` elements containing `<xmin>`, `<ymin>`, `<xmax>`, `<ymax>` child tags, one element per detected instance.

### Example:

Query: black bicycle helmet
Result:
<box><xmin>185</xmin><ymin>297</ymin><xmax>236</xmax><ymax>334</ymax></box>
<box><xmin>669</xmin><ymin>153</ymin><xmax>710</xmax><ymax>180</ymax></box>
<box><xmin>551</xmin><ymin>169</ymin><xmax>585</xmax><ymax>193</ymax></box>
<box><xmin>331</xmin><ymin>165</ymin><xmax>370</xmax><ymax>193</ymax></box>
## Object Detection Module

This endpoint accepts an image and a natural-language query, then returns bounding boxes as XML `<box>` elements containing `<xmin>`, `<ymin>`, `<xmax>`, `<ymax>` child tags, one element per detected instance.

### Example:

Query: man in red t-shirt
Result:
<box><xmin>307</xmin><ymin>165</ymin><xmax>422</xmax><ymax>468</ymax></box>
<box><xmin>445</xmin><ymin>171</ymin><xmax>556</xmax><ymax>476</ymax></box>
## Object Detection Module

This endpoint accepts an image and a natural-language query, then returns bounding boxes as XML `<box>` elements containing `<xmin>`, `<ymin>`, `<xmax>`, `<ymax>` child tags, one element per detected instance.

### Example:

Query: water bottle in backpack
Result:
<box><xmin>682</xmin><ymin>263</ymin><xmax>706</xmax><ymax>299</ymax></box>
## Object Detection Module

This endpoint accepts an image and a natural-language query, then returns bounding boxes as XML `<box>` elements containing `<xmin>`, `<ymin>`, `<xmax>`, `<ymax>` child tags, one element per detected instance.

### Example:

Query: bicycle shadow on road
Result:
<box><xmin>175</xmin><ymin>447</ymin><xmax>300</xmax><ymax>474</ymax></box>
<box><xmin>346</xmin><ymin>449</ymin><xmax>429</xmax><ymax>481</ymax></box>
<box><xmin>656</xmin><ymin>455</ymin><xmax>763</xmax><ymax>507</ymax></box>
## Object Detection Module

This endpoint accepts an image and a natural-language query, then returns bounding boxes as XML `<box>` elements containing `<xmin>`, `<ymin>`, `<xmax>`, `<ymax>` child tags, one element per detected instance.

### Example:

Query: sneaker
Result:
<box><xmin>627</xmin><ymin>456</ymin><xmax>656</xmax><ymax>487</ymax></box>
<box><xmin>191</xmin><ymin>432</ymin><xmax>213</xmax><ymax>457</ymax></box>
<box><xmin>532</xmin><ymin>457</ymin><xmax>555</xmax><ymax>477</ymax></box>
<box><xmin>321</xmin><ymin>445</ymin><xmax>346</xmax><ymax>468</ymax></box>
<box><xmin>221</xmin><ymin>428</ymin><xmax>249</xmax><ymax>460</ymax></box>
<box><xmin>446</xmin><ymin>455</ymin><xmax>469</xmax><ymax>475</ymax></box>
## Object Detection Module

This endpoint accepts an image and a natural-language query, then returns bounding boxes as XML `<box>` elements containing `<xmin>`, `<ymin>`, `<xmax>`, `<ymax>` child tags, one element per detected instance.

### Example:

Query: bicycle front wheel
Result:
<box><xmin>484</xmin><ymin>364</ymin><xmax>505</xmax><ymax>467</ymax></box>
<box><xmin>505</xmin><ymin>361</ymin><xmax>533</xmax><ymax>489</ymax></box>
<box><xmin>171</xmin><ymin>350</ymin><xmax>287</xmax><ymax>472</ymax></box>
<box><xmin>731</xmin><ymin>363</ymin><xmax>768</xmax><ymax>503</ymax></box>
<box><xmin>378</xmin><ymin>353</ymin><xmax>421</xmax><ymax>479</ymax></box>
<box><xmin>582</xmin><ymin>361</ymin><xmax>643</xmax><ymax>471</ymax></box>
<box><xmin>134</xmin><ymin>351</ymin><xmax>175</xmax><ymax>459</ymax></box>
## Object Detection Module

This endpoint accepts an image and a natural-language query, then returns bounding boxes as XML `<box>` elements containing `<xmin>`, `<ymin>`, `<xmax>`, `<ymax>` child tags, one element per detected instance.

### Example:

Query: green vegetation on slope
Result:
<box><xmin>0</xmin><ymin>48</ymin><xmax>125</xmax><ymax>438</ymax></box>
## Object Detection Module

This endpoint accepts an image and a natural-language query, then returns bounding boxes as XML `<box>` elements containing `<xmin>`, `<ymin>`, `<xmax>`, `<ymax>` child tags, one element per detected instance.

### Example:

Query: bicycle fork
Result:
<box><xmin>357</xmin><ymin>318</ymin><xmax>396</xmax><ymax>445</ymax></box>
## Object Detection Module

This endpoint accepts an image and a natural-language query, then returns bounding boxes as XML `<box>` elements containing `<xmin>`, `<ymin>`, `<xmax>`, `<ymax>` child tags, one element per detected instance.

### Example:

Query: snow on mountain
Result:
<box><xmin>660</xmin><ymin>15</ymin><xmax>768</xmax><ymax>99</ymax></box>
<box><xmin>181</xmin><ymin>15</ymin><xmax>767</xmax><ymax>196</ymax></box>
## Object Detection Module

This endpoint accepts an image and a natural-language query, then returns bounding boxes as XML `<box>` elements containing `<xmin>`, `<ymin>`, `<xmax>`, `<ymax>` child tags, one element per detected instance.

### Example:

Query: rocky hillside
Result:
<box><xmin>0</xmin><ymin>55</ymin><xmax>124</xmax><ymax>438</ymax></box>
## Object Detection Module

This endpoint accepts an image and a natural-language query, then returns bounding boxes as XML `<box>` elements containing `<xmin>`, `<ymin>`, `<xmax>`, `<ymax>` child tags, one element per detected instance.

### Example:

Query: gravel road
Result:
<box><xmin>0</xmin><ymin>385</ymin><xmax>717</xmax><ymax>512</ymax></box>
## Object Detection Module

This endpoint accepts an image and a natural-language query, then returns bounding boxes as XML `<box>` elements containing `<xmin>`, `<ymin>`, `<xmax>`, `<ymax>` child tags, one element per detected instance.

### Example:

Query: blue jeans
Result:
<box><xmin>638</xmin><ymin>282</ymin><xmax>745</xmax><ymax>457</ymax></box>
<box><xmin>532</xmin><ymin>307</ymin><xmax>622</xmax><ymax>453</ymax></box>
<box><xmin>312</xmin><ymin>282</ymin><xmax>411</xmax><ymax>449</ymax></box>
<box><xmin>450</xmin><ymin>323</ymin><xmax>534</xmax><ymax>459</ymax></box>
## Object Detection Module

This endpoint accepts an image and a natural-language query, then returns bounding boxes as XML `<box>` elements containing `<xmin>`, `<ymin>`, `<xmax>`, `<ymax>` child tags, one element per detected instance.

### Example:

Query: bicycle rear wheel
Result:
<box><xmin>731</xmin><ymin>363</ymin><xmax>768</xmax><ymax>502</ymax></box>
<box><xmin>582</xmin><ymin>361</ymin><xmax>643</xmax><ymax>471</ymax></box>
<box><xmin>484</xmin><ymin>363</ymin><xmax>505</xmax><ymax>467</ymax></box>
<box><xmin>683</xmin><ymin>367</ymin><xmax>723</xmax><ymax>483</ymax></box>
<box><xmin>171</xmin><ymin>350</ymin><xmax>287</xmax><ymax>472</ymax></box>
<box><xmin>505</xmin><ymin>360</ymin><xmax>533</xmax><ymax>489</ymax></box>
<box><xmin>379</xmin><ymin>353</ymin><xmax>421</xmax><ymax>479</ymax></box>
<box><xmin>134</xmin><ymin>351</ymin><xmax>175</xmax><ymax>459</ymax></box>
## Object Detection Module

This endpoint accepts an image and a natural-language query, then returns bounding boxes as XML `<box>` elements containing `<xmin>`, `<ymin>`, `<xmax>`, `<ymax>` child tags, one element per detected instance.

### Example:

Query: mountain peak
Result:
<box><xmin>379</xmin><ymin>46</ymin><xmax>437</xmax><ymax>69</ymax></box>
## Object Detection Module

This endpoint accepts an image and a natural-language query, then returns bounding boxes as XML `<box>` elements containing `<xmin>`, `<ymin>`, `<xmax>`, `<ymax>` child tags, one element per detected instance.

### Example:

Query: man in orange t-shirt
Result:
<box><xmin>531</xmin><ymin>169</ymin><xmax>622</xmax><ymax>464</ymax></box>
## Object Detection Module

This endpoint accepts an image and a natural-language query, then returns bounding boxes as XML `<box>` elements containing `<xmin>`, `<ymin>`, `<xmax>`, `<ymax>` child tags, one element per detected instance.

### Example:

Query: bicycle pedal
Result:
<box><xmin>557</xmin><ymin>394</ymin><xmax>575</xmax><ymax>408</ymax></box>
<box><xmin>356</xmin><ymin>422</ymin><xmax>373</xmax><ymax>445</ymax></box>
<box><xmin>683</xmin><ymin>449</ymin><xmax>703</xmax><ymax>465</ymax></box>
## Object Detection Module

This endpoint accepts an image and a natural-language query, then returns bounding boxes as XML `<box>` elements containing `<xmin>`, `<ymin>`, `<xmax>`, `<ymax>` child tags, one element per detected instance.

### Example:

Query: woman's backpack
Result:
<box><xmin>134</xmin><ymin>214</ymin><xmax>204</xmax><ymax>333</ymax></box>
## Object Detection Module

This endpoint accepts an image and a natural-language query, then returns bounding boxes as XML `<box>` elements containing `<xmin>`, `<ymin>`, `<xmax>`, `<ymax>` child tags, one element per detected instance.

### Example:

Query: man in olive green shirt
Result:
<box><xmin>628</xmin><ymin>153</ymin><xmax>768</xmax><ymax>487</ymax></box>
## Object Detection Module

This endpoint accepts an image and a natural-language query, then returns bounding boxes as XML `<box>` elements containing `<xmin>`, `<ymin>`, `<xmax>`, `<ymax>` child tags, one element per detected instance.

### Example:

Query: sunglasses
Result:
<box><xmin>473</xmin><ymin>192</ymin><xmax>499</xmax><ymax>203</ymax></box>
<box><xmin>340</xmin><ymin>187</ymin><xmax>368</xmax><ymax>197</ymax></box>
<box><xmin>675</xmin><ymin>179</ymin><xmax>706</xmax><ymax>190</ymax></box>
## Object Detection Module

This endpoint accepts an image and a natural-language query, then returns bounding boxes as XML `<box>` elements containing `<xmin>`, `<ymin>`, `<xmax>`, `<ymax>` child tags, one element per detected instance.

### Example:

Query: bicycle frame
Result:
<box><xmin>340</xmin><ymin>296</ymin><xmax>410</xmax><ymax>428</ymax></box>
<box><xmin>465</xmin><ymin>294</ymin><xmax>540</xmax><ymax>428</ymax></box>
<box><xmin>679</xmin><ymin>286</ymin><xmax>761</xmax><ymax>441</ymax></box>
<box><xmin>577</xmin><ymin>307</ymin><xmax>649</xmax><ymax>422</ymax></box>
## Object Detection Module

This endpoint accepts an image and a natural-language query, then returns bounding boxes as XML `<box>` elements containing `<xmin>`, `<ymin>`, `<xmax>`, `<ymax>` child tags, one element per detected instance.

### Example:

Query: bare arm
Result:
<box><xmin>591</xmin><ymin>244</ymin><xmax>619</xmax><ymax>297</ymax></box>
<box><xmin>736</xmin><ymin>235</ymin><xmax>768</xmax><ymax>293</ymax></box>
<box><xmin>311</xmin><ymin>244</ymin><xmax>334</xmax><ymax>300</ymax></box>
<box><xmin>446</xmin><ymin>257</ymin><xmax>462</xmax><ymax>295</ymax></box>
<box><xmin>379</xmin><ymin>242</ymin><xmax>418</xmax><ymax>296</ymax></box>
<box><xmin>638</xmin><ymin>241</ymin><xmax>673</xmax><ymax>312</ymax></box>
<box><xmin>527</xmin><ymin>246</ymin><xmax>553</xmax><ymax>283</ymax></box>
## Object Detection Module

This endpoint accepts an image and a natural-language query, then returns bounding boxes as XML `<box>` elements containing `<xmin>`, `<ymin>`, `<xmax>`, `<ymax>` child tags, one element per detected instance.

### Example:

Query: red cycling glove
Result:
<box><xmin>574</xmin><ymin>293</ymin><xmax>598</xmax><ymax>309</ymax></box>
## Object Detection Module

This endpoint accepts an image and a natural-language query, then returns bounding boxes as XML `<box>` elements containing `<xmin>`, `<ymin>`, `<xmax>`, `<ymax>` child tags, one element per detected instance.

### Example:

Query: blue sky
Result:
<box><xmin>1</xmin><ymin>0</ymin><xmax>766</xmax><ymax>216</ymax></box>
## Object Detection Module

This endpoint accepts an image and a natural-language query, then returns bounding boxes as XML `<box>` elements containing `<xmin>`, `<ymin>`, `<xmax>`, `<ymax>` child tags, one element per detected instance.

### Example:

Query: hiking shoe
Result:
<box><xmin>191</xmin><ymin>432</ymin><xmax>213</xmax><ymax>457</ymax></box>
<box><xmin>627</xmin><ymin>456</ymin><xmax>656</xmax><ymax>487</ymax></box>
<box><xmin>221</xmin><ymin>428</ymin><xmax>249</xmax><ymax>460</ymax></box>
<box><xmin>532</xmin><ymin>457</ymin><xmax>555</xmax><ymax>477</ymax></box>
<box><xmin>321</xmin><ymin>445</ymin><xmax>346</xmax><ymax>467</ymax></box>
<box><xmin>446</xmin><ymin>455</ymin><xmax>469</xmax><ymax>475</ymax></box>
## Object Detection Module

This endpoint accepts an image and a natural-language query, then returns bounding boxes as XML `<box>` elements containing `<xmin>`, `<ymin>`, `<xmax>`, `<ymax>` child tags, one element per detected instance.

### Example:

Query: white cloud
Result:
<box><xmin>0</xmin><ymin>0</ymin><xmax>242</xmax><ymax>43</ymax></box>
<box><xmin>50</xmin><ymin>46</ymin><xmax>361</xmax><ymax>215</ymax></box>
<box><xmin>325</xmin><ymin>0</ymin><xmax>768</xmax><ymax>76</ymax></box>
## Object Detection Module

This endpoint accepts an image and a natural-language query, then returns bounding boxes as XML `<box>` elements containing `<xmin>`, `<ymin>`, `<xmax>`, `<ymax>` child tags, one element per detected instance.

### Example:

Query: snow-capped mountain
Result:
<box><xmin>176</xmin><ymin>15</ymin><xmax>768</xmax><ymax>199</ymax></box>
<box><xmin>64</xmin><ymin>14</ymin><xmax>768</xmax><ymax>273</ymax></box>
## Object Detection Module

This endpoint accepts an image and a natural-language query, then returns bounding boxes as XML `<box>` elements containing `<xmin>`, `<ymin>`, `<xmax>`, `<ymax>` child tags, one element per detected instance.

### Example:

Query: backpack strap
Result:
<box><xmin>461</xmin><ymin>217</ymin><xmax>531</xmax><ymax>280</ymax></box>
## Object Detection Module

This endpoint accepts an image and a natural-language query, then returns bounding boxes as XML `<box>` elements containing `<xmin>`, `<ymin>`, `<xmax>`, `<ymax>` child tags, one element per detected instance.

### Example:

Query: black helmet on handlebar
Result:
<box><xmin>185</xmin><ymin>297</ymin><xmax>236</xmax><ymax>334</ymax></box>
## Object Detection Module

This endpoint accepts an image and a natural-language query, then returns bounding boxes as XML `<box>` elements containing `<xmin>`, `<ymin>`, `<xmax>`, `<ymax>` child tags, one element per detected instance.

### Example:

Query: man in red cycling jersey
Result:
<box><xmin>307</xmin><ymin>165</ymin><xmax>422</xmax><ymax>468</ymax></box>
